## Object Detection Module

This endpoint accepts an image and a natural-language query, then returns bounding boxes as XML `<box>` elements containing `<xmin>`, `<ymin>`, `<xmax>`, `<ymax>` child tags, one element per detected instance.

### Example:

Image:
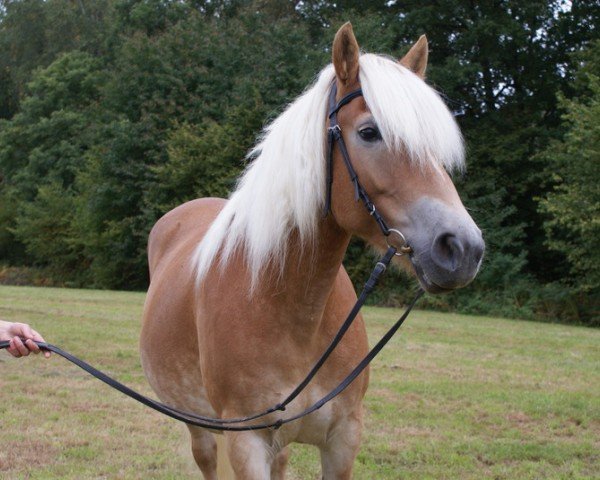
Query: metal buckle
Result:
<box><xmin>327</xmin><ymin>124</ymin><xmax>341</xmax><ymax>135</ymax></box>
<box><xmin>386</xmin><ymin>228</ymin><xmax>412</xmax><ymax>256</ymax></box>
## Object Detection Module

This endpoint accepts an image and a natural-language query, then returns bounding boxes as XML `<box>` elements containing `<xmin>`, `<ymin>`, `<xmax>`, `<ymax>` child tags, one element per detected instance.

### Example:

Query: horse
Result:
<box><xmin>140</xmin><ymin>23</ymin><xmax>484</xmax><ymax>479</ymax></box>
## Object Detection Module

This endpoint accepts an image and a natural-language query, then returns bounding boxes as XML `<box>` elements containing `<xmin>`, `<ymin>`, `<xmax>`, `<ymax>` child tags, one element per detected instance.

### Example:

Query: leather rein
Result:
<box><xmin>0</xmin><ymin>83</ymin><xmax>423</xmax><ymax>431</ymax></box>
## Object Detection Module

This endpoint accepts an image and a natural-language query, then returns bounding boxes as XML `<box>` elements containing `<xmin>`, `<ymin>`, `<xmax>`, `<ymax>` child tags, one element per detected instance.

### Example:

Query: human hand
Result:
<box><xmin>0</xmin><ymin>321</ymin><xmax>50</xmax><ymax>358</ymax></box>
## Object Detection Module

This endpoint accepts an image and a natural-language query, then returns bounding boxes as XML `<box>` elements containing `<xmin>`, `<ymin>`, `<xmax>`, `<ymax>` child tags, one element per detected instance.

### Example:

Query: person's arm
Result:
<box><xmin>0</xmin><ymin>320</ymin><xmax>50</xmax><ymax>358</ymax></box>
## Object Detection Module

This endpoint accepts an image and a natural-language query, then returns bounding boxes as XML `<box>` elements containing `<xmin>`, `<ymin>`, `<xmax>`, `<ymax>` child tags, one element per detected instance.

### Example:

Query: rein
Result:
<box><xmin>0</xmin><ymin>282</ymin><xmax>424</xmax><ymax>432</ymax></box>
<box><xmin>1</xmin><ymin>83</ymin><xmax>423</xmax><ymax>431</ymax></box>
<box><xmin>0</xmin><ymin>283</ymin><xmax>422</xmax><ymax>431</ymax></box>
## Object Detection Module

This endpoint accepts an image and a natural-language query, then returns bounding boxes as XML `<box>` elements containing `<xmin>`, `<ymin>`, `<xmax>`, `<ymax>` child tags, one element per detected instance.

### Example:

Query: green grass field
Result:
<box><xmin>0</xmin><ymin>285</ymin><xmax>598</xmax><ymax>479</ymax></box>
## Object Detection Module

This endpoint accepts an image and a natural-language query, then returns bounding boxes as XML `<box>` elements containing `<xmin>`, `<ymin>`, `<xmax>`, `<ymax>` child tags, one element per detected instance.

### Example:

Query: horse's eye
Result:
<box><xmin>358</xmin><ymin>127</ymin><xmax>381</xmax><ymax>142</ymax></box>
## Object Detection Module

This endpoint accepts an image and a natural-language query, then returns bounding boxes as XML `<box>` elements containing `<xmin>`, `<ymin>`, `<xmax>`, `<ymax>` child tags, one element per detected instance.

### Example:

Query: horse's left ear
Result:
<box><xmin>400</xmin><ymin>35</ymin><xmax>428</xmax><ymax>78</ymax></box>
<box><xmin>332</xmin><ymin>22</ymin><xmax>360</xmax><ymax>87</ymax></box>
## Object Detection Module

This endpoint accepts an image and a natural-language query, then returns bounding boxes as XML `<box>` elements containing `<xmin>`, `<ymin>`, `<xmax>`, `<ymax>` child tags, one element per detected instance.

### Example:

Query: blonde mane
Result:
<box><xmin>193</xmin><ymin>53</ymin><xmax>464</xmax><ymax>288</ymax></box>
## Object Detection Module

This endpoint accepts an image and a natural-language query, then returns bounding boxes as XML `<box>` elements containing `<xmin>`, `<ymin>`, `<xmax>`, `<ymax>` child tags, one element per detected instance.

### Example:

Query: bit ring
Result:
<box><xmin>386</xmin><ymin>228</ymin><xmax>412</xmax><ymax>256</ymax></box>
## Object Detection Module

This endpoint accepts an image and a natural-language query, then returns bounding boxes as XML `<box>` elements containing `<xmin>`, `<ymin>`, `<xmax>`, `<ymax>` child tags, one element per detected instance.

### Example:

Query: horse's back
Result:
<box><xmin>147</xmin><ymin>197</ymin><xmax>226</xmax><ymax>277</ymax></box>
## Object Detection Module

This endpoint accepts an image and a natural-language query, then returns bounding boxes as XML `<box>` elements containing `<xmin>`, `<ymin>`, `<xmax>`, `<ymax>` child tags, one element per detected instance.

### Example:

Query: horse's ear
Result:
<box><xmin>332</xmin><ymin>22</ymin><xmax>360</xmax><ymax>86</ymax></box>
<box><xmin>400</xmin><ymin>35</ymin><xmax>428</xmax><ymax>78</ymax></box>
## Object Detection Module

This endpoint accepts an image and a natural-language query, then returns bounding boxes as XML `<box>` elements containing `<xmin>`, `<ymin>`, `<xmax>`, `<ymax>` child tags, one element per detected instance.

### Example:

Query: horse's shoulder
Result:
<box><xmin>333</xmin><ymin>263</ymin><xmax>359</xmax><ymax>306</ymax></box>
<box><xmin>148</xmin><ymin>197</ymin><xmax>226</xmax><ymax>275</ymax></box>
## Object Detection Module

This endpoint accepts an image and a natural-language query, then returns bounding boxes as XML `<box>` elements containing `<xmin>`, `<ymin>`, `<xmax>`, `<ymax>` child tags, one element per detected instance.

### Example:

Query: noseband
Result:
<box><xmin>325</xmin><ymin>83</ymin><xmax>412</xmax><ymax>255</ymax></box>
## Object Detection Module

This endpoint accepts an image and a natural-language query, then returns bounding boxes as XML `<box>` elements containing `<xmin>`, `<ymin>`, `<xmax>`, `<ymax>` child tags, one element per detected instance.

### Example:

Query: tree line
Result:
<box><xmin>0</xmin><ymin>0</ymin><xmax>598</xmax><ymax>324</ymax></box>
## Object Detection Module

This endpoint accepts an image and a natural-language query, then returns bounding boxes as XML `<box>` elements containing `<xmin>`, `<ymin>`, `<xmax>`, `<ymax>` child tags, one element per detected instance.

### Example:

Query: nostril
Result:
<box><xmin>432</xmin><ymin>233</ymin><xmax>464</xmax><ymax>272</ymax></box>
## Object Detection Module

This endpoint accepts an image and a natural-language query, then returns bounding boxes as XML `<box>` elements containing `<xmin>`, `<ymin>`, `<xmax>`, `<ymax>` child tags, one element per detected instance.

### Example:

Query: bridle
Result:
<box><xmin>325</xmin><ymin>82</ymin><xmax>412</xmax><ymax>256</ymax></box>
<box><xmin>0</xmin><ymin>82</ymin><xmax>423</xmax><ymax>431</ymax></box>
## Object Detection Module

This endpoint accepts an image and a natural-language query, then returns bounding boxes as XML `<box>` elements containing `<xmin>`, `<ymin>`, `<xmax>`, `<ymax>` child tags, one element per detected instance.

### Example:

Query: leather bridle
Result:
<box><xmin>325</xmin><ymin>82</ymin><xmax>412</xmax><ymax>256</ymax></box>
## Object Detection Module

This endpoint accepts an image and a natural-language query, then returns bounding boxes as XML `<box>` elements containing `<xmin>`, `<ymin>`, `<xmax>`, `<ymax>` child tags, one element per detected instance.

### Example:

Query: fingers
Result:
<box><xmin>8</xmin><ymin>337</ymin><xmax>30</xmax><ymax>357</ymax></box>
<box><xmin>12</xmin><ymin>323</ymin><xmax>37</xmax><ymax>340</ymax></box>
<box><xmin>27</xmin><ymin>327</ymin><xmax>50</xmax><ymax>357</ymax></box>
<box><xmin>5</xmin><ymin>323</ymin><xmax>50</xmax><ymax>358</ymax></box>
<box><xmin>7</xmin><ymin>337</ymin><xmax>21</xmax><ymax>357</ymax></box>
<box><xmin>25</xmin><ymin>338</ymin><xmax>42</xmax><ymax>354</ymax></box>
<box><xmin>29</xmin><ymin>328</ymin><xmax>46</xmax><ymax>344</ymax></box>
<box><xmin>28</xmin><ymin>332</ymin><xmax>51</xmax><ymax>358</ymax></box>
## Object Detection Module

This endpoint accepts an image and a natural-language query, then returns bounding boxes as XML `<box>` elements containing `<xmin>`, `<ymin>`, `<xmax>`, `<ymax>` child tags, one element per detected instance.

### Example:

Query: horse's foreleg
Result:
<box><xmin>187</xmin><ymin>426</ymin><xmax>218</xmax><ymax>480</ymax></box>
<box><xmin>225</xmin><ymin>431</ymin><xmax>275</xmax><ymax>479</ymax></box>
<box><xmin>319</xmin><ymin>414</ymin><xmax>363</xmax><ymax>480</ymax></box>
<box><xmin>320</xmin><ymin>442</ymin><xmax>360</xmax><ymax>480</ymax></box>
<box><xmin>270</xmin><ymin>446</ymin><xmax>289</xmax><ymax>480</ymax></box>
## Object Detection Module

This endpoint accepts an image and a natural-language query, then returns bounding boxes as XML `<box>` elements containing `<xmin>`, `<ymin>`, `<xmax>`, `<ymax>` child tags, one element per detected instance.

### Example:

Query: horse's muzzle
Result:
<box><xmin>404</xmin><ymin>198</ymin><xmax>485</xmax><ymax>293</ymax></box>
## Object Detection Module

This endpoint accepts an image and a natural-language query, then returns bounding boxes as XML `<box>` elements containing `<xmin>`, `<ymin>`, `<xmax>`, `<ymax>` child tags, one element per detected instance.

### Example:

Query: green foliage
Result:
<box><xmin>70</xmin><ymin>119</ymin><xmax>156</xmax><ymax>288</ymax></box>
<box><xmin>0</xmin><ymin>0</ymin><xmax>112</xmax><ymax>118</ymax></box>
<box><xmin>0</xmin><ymin>51</ymin><xmax>104</xmax><ymax>186</ymax></box>
<box><xmin>0</xmin><ymin>50</ymin><xmax>105</xmax><ymax>270</ymax></box>
<box><xmin>533</xmin><ymin>42</ymin><xmax>600</xmax><ymax>323</ymax></box>
<box><xmin>153</xmin><ymin>121</ymin><xmax>243</xmax><ymax>209</ymax></box>
<box><xmin>0</xmin><ymin>188</ymin><xmax>24</xmax><ymax>262</ymax></box>
<box><xmin>538</xmin><ymin>76</ymin><xmax>600</xmax><ymax>294</ymax></box>
<box><xmin>11</xmin><ymin>182</ymin><xmax>83</xmax><ymax>282</ymax></box>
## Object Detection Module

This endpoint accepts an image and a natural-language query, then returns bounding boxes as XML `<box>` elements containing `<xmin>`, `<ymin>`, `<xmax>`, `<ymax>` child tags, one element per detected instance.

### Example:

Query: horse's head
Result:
<box><xmin>329</xmin><ymin>23</ymin><xmax>484</xmax><ymax>293</ymax></box>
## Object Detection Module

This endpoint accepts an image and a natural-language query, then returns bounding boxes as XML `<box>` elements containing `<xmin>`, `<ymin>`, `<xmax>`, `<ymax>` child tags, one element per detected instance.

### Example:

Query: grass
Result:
<box><xmin>0</xmin><ymin>284</ymin><xmax>598</xmax><ymax>479</ymax></box>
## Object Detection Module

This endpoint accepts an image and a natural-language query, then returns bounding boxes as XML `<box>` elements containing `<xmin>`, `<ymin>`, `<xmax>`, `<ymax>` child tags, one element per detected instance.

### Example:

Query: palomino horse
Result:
<box><xmin>140</xmin><ymin>23</ymin><xmax>484</xmax><ymax>479</ymax></box>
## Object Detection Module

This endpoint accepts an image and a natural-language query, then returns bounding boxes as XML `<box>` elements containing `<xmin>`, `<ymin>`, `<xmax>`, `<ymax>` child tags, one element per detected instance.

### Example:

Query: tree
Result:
<box><xmin>11</xmin><ymin>182</ymin><xmax>83</xmax><ymax>282</ymax></box>
<box><xmin>539</xmin><ymin>76</ymin><xmax>600</xmax><ymax>294</ymax></box>
<box><xmin>0</xmin><ymin>0</ymin><xmax>112</xmax><ymax>119</ymax></box>
<box><xmin>0</xmin><ymin>51</ymin><xmax>105</xmax><ymax>267</ymax></box>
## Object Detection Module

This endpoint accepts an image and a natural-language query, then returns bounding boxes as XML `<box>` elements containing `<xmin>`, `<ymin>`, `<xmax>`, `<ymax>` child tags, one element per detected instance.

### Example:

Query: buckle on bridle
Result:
<box><xmin>327</xmin><ymin>124</ymin><xmax>341</xmax><ymax>136</ymax></box>
<box><xmin>386</xmin><ymin>228</ymin><xmax>412</xmax><ymax>256</ymax></box>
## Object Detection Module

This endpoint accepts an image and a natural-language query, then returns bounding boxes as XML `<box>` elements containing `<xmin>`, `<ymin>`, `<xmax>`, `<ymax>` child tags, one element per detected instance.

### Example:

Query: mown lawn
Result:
<box><xmin>0</xmin><ymin>285</ymin><xmax>598</xmax><ymax>479</ymax></box>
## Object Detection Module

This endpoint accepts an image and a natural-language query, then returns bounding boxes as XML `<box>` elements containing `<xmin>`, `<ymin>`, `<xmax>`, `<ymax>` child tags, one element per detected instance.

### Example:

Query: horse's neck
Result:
<box><xmin>260</xmin><ymin>217</ymin><xmax>351</xmax><ymax>329</ymax></box>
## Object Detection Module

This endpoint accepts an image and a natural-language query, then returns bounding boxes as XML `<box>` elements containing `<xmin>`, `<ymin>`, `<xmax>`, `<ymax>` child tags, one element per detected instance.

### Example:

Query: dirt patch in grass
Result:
<box><xmin>0</xmin><ymin>439</ymin><xmax>59</xmax><ymax>471</ymax></box>
<box><xmin>506</xmin><ymin>411</ymin><xmax>532</xmax><ymax>425</ymax></box>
